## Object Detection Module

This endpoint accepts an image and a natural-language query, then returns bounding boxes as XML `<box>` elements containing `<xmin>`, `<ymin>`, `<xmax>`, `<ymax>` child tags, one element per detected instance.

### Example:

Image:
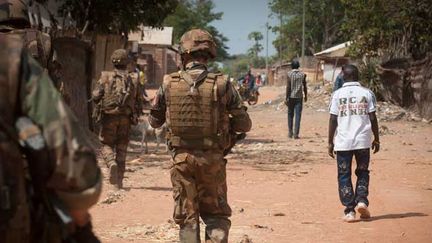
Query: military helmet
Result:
<box><xmin>0</xmin><ymin>0</ymin><xmax>30</xmax><ymax>27</ymax></box>
<box><xmin>179</xmin><ymin>28</ymin><xmax>217</xmax><ymax>59</ymax></box>
<box><xmin>111</xmin><ymin>49</ymin><xmax>129</xmax><ymax>66</ymax></box>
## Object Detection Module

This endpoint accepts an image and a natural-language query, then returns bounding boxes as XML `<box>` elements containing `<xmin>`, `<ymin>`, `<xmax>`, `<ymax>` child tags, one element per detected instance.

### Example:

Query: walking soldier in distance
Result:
<box><xmin>92</xmin><ymin>49</ymin><xmax>144</xmax><ymax>189</ymax></box>
<box><xmin>149</xmin><ymin>29</ymin><xmax>252</xmax><ymax>243</ymax></box>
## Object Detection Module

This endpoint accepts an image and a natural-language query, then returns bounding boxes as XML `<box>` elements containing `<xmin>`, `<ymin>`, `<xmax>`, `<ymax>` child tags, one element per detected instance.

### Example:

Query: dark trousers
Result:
<box><xmin>336</xmin><ymin>149</ymin><xmax>370</xmax><ymax>214</ymax></box>
<box><xmin>287</xmin><ymin>98</ymin><xmax>303</xmax><ymax>137</ymax></box>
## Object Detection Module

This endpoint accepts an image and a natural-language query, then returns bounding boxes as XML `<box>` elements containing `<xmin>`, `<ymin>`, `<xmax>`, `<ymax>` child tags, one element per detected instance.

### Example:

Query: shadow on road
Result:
<box><xmin>355</xmin><ymin>212</ymin><xmax>428</xmax><ymax>222</ymax></box>
<box><xmin>124</xmin><ymin>186</ymin><xmax>172</xmax><ymax>192</ymax></box>
<box><xmin>239</xmin><ymin>138</ymin><xmax>276</xmax><ymax>144</ymax></box>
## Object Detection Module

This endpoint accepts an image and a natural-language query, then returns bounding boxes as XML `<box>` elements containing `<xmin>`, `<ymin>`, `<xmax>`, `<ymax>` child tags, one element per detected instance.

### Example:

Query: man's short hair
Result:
<box><xmin>291</xmin><ymin>60</ymin><xmax>300</xmax><ymax>69</ymax></box>
<box><xmin>343</xmin><ymin>64</ymin><xmax>359</xmax><ymax>81</ymax></box>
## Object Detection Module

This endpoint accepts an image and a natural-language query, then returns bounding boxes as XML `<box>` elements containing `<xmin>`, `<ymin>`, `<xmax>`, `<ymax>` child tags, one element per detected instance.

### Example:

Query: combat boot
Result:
<box><xmin>108</xmin><ymin>163</ymin><xmax>118</xmax><ymax>185</ymax></box>
<box><xmin>116</xmin><ymin>178</ymin><xmax>123</xmax><ymax>190</ymax></box>
<box><xmin>179</xmin><ymin>224</ymin><xmax>200</xmax><ymax>243</ymax></box>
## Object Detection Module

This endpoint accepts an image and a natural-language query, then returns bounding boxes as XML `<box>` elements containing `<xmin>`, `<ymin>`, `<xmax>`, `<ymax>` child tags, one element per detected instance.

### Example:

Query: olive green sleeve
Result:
<box><xmin>226</xmin><ymin>81</ymin><xmax>252</xmax><ymax>133</ymax></box>
<box><xmin>20</xmin><ymin>54</ymin><xmax>102</xmax><ymax>210</ymax></box>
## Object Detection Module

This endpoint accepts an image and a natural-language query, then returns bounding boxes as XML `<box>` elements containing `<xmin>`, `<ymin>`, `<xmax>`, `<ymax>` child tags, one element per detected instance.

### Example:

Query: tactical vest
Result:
<box><xmin>165</xmin><ymin>71</ymin><xmax>230</xmax><ymax>150</ymax></box>
<box><xmin>100</xmin><ymin>70</ymin><xmax>137</xmax><ymax>115</ymax></box>
<box><xmin>0</xmin><ymin>35</ymin><xmax>31</xmax><ymax>242</ymax></box>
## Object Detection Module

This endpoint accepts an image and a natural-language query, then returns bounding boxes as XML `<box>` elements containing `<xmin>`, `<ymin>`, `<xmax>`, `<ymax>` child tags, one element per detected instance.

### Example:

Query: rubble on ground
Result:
<box><xmin>111</xmin><ymin>220</ymin><xmax>178</xmax><ymax>241</ymax></box>
<box><xmin>376</xmin><ymin>102</ymin><xmax>431</xmax><ymax>123</ymax></box>
<box><xmin>259</xmin><ymin>84</ymin><xmax>431</xmax><ymax>124</ymax></box>
<box><xmin>239</xmin><ymin>234</ymin><xmax>253</xmax><ymax>243</ymax></box>
<box><xmin>100</xmin><ymin>191</ymin><xmax>125</xmax><ymax>204</ymax></box>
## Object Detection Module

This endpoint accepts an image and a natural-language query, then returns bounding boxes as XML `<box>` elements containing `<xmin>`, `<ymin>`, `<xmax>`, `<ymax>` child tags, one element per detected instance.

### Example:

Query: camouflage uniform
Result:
<box><xmin>149</xmin><ymin>29</ymin><xmax>252</xmax><ymax>243</ymax></box>
<box><xmin>0</xmin><ymin>0</ymin><xmax>54</xmax><ymax>69</ymax></box>
<box><xmin>92</xmin><ymin>49</ymin><xmax>144</xmax><ymax>188</ymax></box>
<box><xmin>0</xmin><ymin>34</ymin><xmax>101</xmax><ymax>242</ymax></box>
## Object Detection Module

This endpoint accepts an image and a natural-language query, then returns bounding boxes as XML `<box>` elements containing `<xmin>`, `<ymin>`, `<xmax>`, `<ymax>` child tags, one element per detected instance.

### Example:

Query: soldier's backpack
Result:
<box><xmin>164</xmin><ymin>71</ymin><xmax>231</xmax><ymax>150</ymax></box>
<box><xmin>99</xmin><ymin>71</ymin><xmax>135</xmax><ymax>114</ymax></box>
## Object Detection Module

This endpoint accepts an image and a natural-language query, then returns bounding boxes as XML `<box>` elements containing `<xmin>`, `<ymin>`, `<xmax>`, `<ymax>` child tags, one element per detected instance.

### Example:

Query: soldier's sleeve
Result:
<box><xmin>226</xmin><ymin>81</ymin><xmax>252</xmax><ymax>133</ymax></box>
<box><xmin>20</xmin><ymin>53</ymin><xmax>102</xmax><ymax>210</ymax></box>
<box><xmin>148</xmin><ymin>75</ymin><xmax>168</xmax><ymax>128</ymax></box>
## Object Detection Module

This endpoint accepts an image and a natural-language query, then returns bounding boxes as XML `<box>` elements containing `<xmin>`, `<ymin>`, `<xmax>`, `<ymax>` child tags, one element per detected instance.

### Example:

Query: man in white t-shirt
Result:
<box><xmin>328</xmin><ymin>64</ymin><xmax>380</xmax><ymax>222</ymax></box>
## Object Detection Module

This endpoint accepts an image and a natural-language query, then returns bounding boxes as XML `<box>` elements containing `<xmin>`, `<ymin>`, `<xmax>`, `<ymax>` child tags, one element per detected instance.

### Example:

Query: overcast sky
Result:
<box><xmin>212</xmin><ymin>0</ymin><xmax>278</xmax><ymax>57</ymax></box>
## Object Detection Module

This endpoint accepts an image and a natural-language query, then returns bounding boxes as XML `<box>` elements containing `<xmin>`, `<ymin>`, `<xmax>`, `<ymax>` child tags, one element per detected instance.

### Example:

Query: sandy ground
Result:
<box><xmin>91</xmin><ymin>86</ymin><xmax>432</xmax><ymax>243</ymax></box>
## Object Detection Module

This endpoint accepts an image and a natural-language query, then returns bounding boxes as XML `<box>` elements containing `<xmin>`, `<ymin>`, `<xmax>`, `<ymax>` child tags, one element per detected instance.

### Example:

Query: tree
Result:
<box><xmin>247</xmin><ymin>31</ymin><xmax>264</xmax><ymax>58</ymax></box>
<box><xmin>47</xmin><ymin>0</ymin><xmax>178</xmax><ymax>35</ymax></box>
<box><xmin>163</xmin><ymin>0</ymin><xmax>229</xmax><ymax>60</ymax></box>
<box><xmin>269</xmin><ymin>0</ymin><xmax>346</xmax><ymax>59</ymax></box>
<box><xmin>341</xmin><ymin>0</ymin><xmax>432</xmax><ymax>60</ymax></box>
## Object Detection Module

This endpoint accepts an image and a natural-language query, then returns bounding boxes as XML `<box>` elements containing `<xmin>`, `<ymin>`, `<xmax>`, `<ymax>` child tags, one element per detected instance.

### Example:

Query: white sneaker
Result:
<box><xmin>343</xmin><ymin>211</ymin><xmax>356</xmax><ymax>222</ymax></box>
<box><xmin>357</xmin><ymin>202</ymin><xmax>371</xmax><ymax>219</ymax></box>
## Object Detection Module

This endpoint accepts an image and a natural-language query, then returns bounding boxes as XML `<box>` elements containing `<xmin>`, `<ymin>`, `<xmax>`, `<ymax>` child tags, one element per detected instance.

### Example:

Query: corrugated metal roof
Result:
<box><xmin>314</xmin><ymin>41</ymin><xmax>352</xmax><ymax>57</ymax></box>
<box><xmin>129</xmin><ymin>26</ymin><xmax>173</xmax><ymax>46</ymax></box>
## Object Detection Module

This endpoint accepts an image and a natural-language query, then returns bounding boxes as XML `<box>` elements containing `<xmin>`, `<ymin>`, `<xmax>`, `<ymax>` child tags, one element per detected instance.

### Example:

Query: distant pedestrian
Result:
<box><xmin>285</xmin><ymin>60</ymin><xmax>307</xmax><ymax>139</ymax></box>
<box><xmin>333</xmin><ymin>66</ymin><xmax>346</xmax><ymax>91</ymax></box>
<box><xmin>328</xmin><ymin>64</ymin><xmax>380</xmax><ymax>222</ymax></box>
<box><xmin>256</xmin><ymin>74</ymin><xmax>263</xmax><ymax>87</ymax></box>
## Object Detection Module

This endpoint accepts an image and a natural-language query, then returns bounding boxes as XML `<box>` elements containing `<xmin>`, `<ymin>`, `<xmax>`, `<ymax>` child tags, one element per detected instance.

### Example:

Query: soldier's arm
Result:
<box><xmin>226</xmin><ymin>81</ymin><xmax>252</xmax><ymax>133</ymax></box>
<box><xmin>148</xmin><ymin>86</ymin><xmax>166</xmax><ymax>128</ymax></box>
<box><xmin>19</xmin><ymin>54</ymin><xmax>102</xmax><ymax>213</ymax></box>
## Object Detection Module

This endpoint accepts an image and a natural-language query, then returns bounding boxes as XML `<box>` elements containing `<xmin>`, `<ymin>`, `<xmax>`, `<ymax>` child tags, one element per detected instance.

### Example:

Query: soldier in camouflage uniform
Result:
<box><xmin>92</xmin><ymin>49</ymin><xmax>144</xmax><ymax>189</ymax></box>
<box><xmin>0</xmin><ymin>0</ymin><xmax>53</xmax><ymax>68</ymax></box>
<box><xmin>0</xmin><ymin>33</ymin><xmax>101</xmax><ymax>242</ymax></box>
<box><xmin>149</xmin><ymin>29</ymin><xmax>252</xmax><ymax>243</ymax></box>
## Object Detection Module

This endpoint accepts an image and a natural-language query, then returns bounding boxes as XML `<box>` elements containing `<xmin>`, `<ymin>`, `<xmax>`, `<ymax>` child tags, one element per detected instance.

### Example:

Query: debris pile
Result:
<box><xmin>112</xmin><ymin>220</ymin><xmax>178</xmax><ymax>241</ymax></box>
<box><xmin>100</xmin><ymin>191</ymin><xmax>125</xmax><ymax>204</ymax></box>
<box><xmin>376</xmin><ymin>102</ymin><xmax>431</xmax><ymax>123</ymax></box>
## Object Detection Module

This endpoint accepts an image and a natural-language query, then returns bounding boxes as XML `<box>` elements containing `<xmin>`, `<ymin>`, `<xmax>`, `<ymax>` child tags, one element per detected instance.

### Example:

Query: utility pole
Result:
<box><xmin>265</xmin><ymin>22</ymin><xmax>269</xmax><ymax>73</ymax></box>
<box><xmin>301</xmin><ymin>0</ymin><xmax>306</xmax><ymax>64</ymax></box>
<box><xmin>279</xmin><ymin>12</ymin><xmax>282</xmax><ymax>66</ymax></box>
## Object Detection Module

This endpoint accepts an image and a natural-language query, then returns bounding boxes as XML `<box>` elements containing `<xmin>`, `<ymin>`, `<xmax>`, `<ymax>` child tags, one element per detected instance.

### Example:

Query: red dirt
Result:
<box><xmin>91</xmin><ymin>86</ymin><xmax>432</xmax><ymax>243</ymax></box>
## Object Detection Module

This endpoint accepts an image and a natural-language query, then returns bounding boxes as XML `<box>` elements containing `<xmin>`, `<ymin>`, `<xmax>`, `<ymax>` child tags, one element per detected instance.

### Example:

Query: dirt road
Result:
<box><xmin>92</xmin><ymin>86</ymin><xmax>432</xmax><ymax>243</ymax></box>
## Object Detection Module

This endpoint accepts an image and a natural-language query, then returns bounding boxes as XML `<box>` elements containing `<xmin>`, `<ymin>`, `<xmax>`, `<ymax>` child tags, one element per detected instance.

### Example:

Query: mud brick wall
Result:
<box><xmin>409</xmin><ymin>53</ymin><xmax>432</xmax><ymax>119</ymax></box>
<box><xmin>378</xmin><ymin>53</ymin><xmax>432</xmax><ymax>119</ymax></box>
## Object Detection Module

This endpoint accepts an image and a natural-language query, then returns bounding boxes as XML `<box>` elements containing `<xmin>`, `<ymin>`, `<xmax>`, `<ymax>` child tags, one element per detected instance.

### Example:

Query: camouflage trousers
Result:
<box><xmin>170</xmin><ymin>150</ymin><xmax>232</xmax><ymax>243</ymax></box>
<box><xmin>99</xmin><ymin>114</ymin><xmax>130</xmax><ymax>183</ymax></box>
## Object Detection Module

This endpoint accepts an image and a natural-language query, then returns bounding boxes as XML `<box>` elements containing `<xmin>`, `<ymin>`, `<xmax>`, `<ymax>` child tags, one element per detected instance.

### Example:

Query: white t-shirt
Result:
<box><xmin>329</xmin><ymin>82</ymin><xmax>377</xmax><ymax>151</ymax></box>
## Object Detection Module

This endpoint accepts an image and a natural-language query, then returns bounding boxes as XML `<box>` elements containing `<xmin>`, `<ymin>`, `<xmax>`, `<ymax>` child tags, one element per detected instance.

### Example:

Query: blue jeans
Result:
<box><xmin>337</xmin><ymin>149</ymin><xmax>370</xmax><ymax>214</ymax></box>
<box><xmin>287</xmin><ymin>98</ymin><xmax>303</xmax><ymax>137</ymax></box>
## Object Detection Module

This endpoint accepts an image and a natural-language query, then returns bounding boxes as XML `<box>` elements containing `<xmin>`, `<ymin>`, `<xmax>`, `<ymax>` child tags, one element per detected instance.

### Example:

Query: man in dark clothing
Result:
<box><xmin>333</xmin><ymin>66</ymin><xmax>346</xmax><ymax>91</ymax></box>
<box><xmin>286</xmin><ymin>60</ymin><xmax>307</xmax><ymax>139</ymax></box>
